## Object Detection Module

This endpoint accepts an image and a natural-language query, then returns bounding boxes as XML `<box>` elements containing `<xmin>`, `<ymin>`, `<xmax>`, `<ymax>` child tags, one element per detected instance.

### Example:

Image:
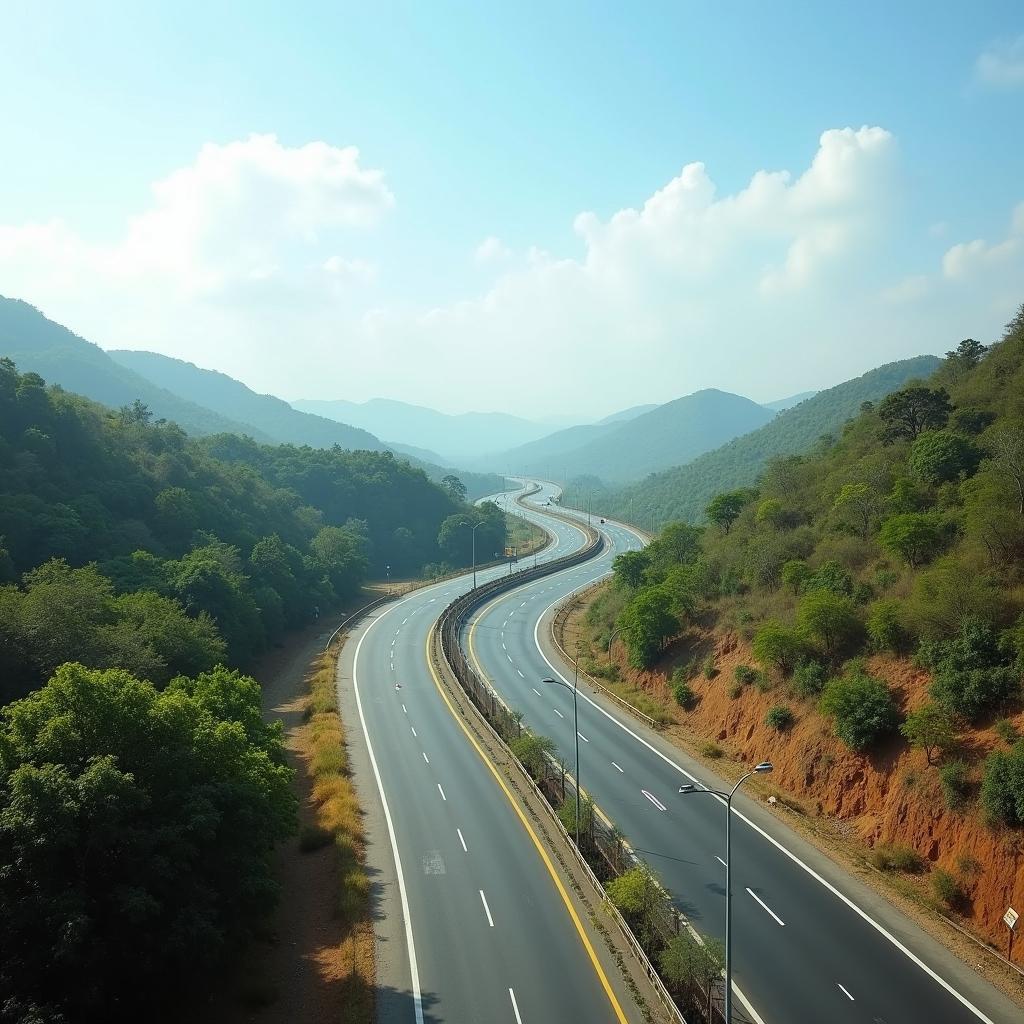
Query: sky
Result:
<box><xmin>1</xmin><ymin>2</ymin><xmax>1023</xmax><ymax>419</ymax></box>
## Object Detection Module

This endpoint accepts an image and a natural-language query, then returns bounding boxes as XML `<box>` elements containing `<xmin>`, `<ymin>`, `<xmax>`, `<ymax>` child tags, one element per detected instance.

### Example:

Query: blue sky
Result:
<box><xmin>1</xmin><ymin>2</ymin><xmax>1023</xmax><ymax>416</ymax></box>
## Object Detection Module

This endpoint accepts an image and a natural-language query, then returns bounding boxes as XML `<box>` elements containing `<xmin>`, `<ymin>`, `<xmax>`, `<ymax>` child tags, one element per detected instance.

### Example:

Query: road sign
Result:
<box><xmin>1005</xmin><ymin>907</ymin><xmax>1018</xmax><ymax>930</ymax></box>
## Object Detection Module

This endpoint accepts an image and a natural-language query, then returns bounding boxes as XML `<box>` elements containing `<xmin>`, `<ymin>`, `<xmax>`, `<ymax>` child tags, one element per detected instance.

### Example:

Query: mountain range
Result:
<box><xmin>0</xmin><ymin>297</ymin><xmax>504</xmax><ymax>499</ymax></box>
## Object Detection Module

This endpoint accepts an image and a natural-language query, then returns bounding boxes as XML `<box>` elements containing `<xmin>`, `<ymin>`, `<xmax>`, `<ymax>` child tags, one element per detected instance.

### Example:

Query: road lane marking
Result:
<box><xmin>526</xmin><ymin>581</ymin><xmax>997</xmax><ymax>1024</ymax></box>
<box><xmin>509</xmin><ymin>988</ymin><xmax>524</xmax><ymax>1024</ymax></box>
<box><xmin>422</xmin><ymin>752</ymin><xmax>430</xmax><ymax>764</ymax></box>
<box><xmin>410</xmin><ymin>726</ymin><xmax>417</xmax><ymax>737</ymax></box>
<box><xmin>746</xmin><ymin>888</ymin><xmax>785</xmax><ymax>926</ymax></box>
<box><xmin>642</xmin><ymin>789</ymin><xmax>667</xmax><ymax>811</ymax></box>
<box><xmin>457</xmin><ymin>828</ymin><xmax>468</xmax><ymax>852</ymax></box>
<box><xmin>553</xmin><ymin>708</ymin><xmax>565</xmax><ymax>719</ymax></box>
<box><xmin>479</xmin><ymin>889</ymin><xmax>495</xmax><ymax>927</ymax></box>
<box><xmin>402</xmin><ymin>703</ymin><xmax>407</xmax><ymax>713</ymax></box>
<box><xmin>612</xmin><ymin>761</ymin><xmax>623</xmax><ymax>773</ymax></box>
<box><xmin>517</xmin><ymin>669</ymin><xmax>525</xmax><ymax>678</ymax></box>
<box><xmin>351</xmin><ymin>615</ymin><xmax>424</xmax><ymax>1024</ymax></box>
<box><xmin>507</xmin><ymin>653</ymin><xmax>513</xmax><ymax>663</ymax></box>
<box><xmin>532</xmin><ymin>687</ymin><xmax>542</xmax><ymax>696</ymax></box>
<box><xmin>838</xmin><ymin>983</ymin><xmax>854</xmax><ymax>1001</ymax></box>
<box><xmin>577</xmin><ymin>731</ymin><xmax>589</xmax><ymax>743</ymax></box>
<box><xmin>421</xmin><ymin>630</ymin><xmax>628</xmax><ymax>1023</ymax></box>
<box><xmin>502</xmin><ymin>641</ymin><xmax>507</xmax><ymax>650</ymax></box>
<box><xmin>716</xmin><ymin>856</ymin><xmax>727</xmax><ymax>867</ymax></box>
<box><xmin>437</xmin><ymin>783</ymin><xmax>447</xmax><ymax>801</ymax></box>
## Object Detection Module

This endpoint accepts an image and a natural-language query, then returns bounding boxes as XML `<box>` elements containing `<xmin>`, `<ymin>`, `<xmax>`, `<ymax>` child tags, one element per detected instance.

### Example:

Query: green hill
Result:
<box><xmin>607</xmin><ymin>356</ymin><xmax>941</xmax><ymax>526</ymax></box>
<box><xmin>0</xmin><ymin>297</ymin><xmax>270</xmax><ymax>440</ymax></box>
<box><xmin>503</xmin><ymin>388</ymin><xmax>775</xmax><ymax>483</ymax></box>
<box><xmin>110</xmin><ymin>349</ymin><xmax>385</xmax><ymax>451</ymax></box>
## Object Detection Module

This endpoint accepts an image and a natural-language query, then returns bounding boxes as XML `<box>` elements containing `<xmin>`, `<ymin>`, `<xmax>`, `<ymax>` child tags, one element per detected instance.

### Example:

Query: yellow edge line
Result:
<box><xmin>424</xmin><ymin>627</ymin><xmax>629</xmax><ymax>1024</ymax></box>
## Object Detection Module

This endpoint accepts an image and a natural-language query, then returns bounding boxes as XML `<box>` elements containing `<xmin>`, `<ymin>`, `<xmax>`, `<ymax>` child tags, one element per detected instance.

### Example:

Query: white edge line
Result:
<box><xmin>530</xmin><ymin>581</ymin><xmax>996</xmax><ymax>1024</ymax></box>
<box><xmin>351</xmin><ymin>616</ymin><xmax>424</xmax><ymax>1024</ymax></box>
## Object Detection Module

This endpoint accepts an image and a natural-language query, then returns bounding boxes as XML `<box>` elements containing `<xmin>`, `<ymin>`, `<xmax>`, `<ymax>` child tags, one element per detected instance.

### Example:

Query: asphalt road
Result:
<box><xmin>341</xmin><ymin>482</ymin><xmax>636</xmax><ymax>1024</ymax></box>
<box><xmin>463</xmin><ymin>487</ymin><xmax>1019</xmax><ymax>1024</ymax></box>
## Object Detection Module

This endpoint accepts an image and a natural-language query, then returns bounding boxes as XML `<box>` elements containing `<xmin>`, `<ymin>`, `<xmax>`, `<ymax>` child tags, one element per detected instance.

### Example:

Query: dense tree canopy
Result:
<box><xmin>0</xmin><ymin>663</ymin><xmax>296</xmax><ymax>1022</ymax></box>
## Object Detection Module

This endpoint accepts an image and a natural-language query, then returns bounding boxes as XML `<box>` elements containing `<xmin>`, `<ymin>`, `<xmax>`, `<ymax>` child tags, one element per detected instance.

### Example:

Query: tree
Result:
<box><xmin>988</xmin><ymin>424</ymin><xmax>1024</xmax><ymax>515</ymax></box>
<box><xmin>820</xmin><ymin>668</ymin><xmax>900</xmax><ymax>752</ymax></box>
<box><xmin>878</xmin><ymin>386</ymin><xmax>951</xmax><ymax>442</ymax></box>
<box><xmin>797</xmin><ymin>591</ymin><xmax>861</xmax><ymax>659</ymax></box>
<box><xmin>943</xmin><ymin>338</ymin><xmax>987</xmax><ymax>376</ymax></box>
<box><xmin>879</xmin><ymin>513</ymin><xmax>941</xmax><ymax>567</ymax></box>
<box><xmin>900</xmin><ymin>704</ymin><xmax>956</xmax><ymax>764</ymax></box>
<box><xmin>0</xmin><ymin>663</ymin><xmax>296</xmax><ymax>1021</ymax></box>
<box><xmin>440</xmin><ymin>474</ymin><xmax>467</xmax><ymax>503</ymax></box>
<box><xmin>751</xmin><ymin>621</ymin><xmax>805</xmax><ymax>674</ymax></box>
<box><xmin>705</xmin><ymin>491</ymin><xmax>749</xmax><ymax>533</ymax></box>
<box><xmin>612</xmin><ymin>549</ymin><xmax>650</xmax><ymax>590</ymax></box>
<box><xmin>781</xmin><ymin>559</ymin><xmax>810</xmax><ymax>594</ymax></box>
<box><xmin>755</xmin><ymin>498</ymin><xmax>785</xmax><ymax>528</ymax></box>
<box><xmin>980</xmin><ymin>742</ymin><xmax>1024</xmax><ymax>827</ymax></box>
<box><xmin>832</xmin><ymin>483</ymin><xmax>880</xmax><ymax>539</ymax></box>
<box><xmin>618</xmin><ymin>586</ymin><xmax>677</xmax><ymax>668</ymax></box>
<box><xmin>605</xmin><ymin>866</ymin><xmax>663</xmax><ymax>951</ymax></box>
<box><xmin>908</xmin><ymin>431</ymin><xmax>981</xmax><ymax>485</ymax></box>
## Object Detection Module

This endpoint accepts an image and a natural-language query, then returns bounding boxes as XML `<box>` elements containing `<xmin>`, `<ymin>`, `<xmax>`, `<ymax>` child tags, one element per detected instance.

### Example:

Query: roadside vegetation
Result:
<box><xmin>589</xmin><ymin>307</ymin><xmax>1024</xmax><ymax>832</ymax></box>
<box><xmin>0</xmin><ymin>662</ymin><xmax>296</xmax><ymax>1022</ymax></box>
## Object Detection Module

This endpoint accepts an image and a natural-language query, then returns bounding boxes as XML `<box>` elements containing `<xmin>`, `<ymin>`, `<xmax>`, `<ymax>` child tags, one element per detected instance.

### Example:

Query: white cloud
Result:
<box><xmin>474</xmin><ymin>235</ymin><xmax>512</xmax><ymax>264</ymax></box>
<box><xmin>1</xmin><ymin>126</ymin><xmax>1021</xmax><ymax>418</ymax></box>
<box><xmin>976</xmin><ymin>35</ymin><xmax>1024</xmax><ymax>88</ymax></box>
<box><xmin>942</xmin><ymin>202</ymin><xmax>1023</xmax><ymax>279</ymax></box>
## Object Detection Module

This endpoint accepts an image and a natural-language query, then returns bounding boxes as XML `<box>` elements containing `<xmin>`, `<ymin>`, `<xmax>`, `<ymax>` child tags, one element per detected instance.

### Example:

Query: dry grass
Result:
<box><xmin>303</xmin><ymin>649</ymin><xmax>374</xmax><ymax>1022</ymax></box>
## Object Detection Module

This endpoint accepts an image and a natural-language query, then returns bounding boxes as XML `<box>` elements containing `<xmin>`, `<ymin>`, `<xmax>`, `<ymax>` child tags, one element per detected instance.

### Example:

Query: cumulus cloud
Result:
<box><xmin>976</xmin><ymin>35</ymin><xmax>1024</xmax><ymax>88</ymax></box>
<box><xmin>1</xmin><ymin>126</ymin><xmax>1021</xmax><ymax>417</ymax></box>
<box><xmin>474</xmin><ymin>236</ymin><xmax>512</xmax><ymax>264</ymax></box>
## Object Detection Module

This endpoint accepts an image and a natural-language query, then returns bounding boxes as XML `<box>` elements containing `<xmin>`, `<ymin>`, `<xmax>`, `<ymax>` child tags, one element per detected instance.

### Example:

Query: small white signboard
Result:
<box><xmin>1004</xmin><ymin>906</ymin><xmax>1018</xmax><ymax>930</ymax></box>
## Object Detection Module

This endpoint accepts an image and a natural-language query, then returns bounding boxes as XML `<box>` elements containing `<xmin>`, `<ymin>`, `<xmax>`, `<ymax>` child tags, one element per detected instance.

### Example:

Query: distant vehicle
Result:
<box><xmin>600</xmin><ymin>518</ymin><xmax>606</xmax><ymax>523</ymax></box>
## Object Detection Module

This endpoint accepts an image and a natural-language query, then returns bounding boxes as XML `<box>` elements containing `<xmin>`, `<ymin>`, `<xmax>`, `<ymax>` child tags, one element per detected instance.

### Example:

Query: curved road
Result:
<box><xmin>337</xmin><ymin>482</ymin><xmax>639</xmax><ymax>1024</ymax></box>
<box><xmin>463</xmin><ymin>485</ymin><xmax>1019</xmax><ymax>1024</ymax></box>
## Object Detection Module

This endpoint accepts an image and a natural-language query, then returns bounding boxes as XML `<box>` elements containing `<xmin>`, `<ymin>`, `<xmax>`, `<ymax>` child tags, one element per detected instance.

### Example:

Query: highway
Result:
<box><xmin>336</xmin><ymin>482</ymin><xmax>639</xmax><ymax>1024</ymax></box>
<box><xmin>463</xmin><ymin>486</ymin><xmax>1020</xmax><ymax>1024</ymax></box>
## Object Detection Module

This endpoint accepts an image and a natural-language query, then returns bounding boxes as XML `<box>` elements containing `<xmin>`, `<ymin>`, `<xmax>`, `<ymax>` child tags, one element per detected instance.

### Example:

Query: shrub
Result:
<box><xmin>900</xmin><ymin>703</ymin><xmax>956</xmax><ymax>764</ymax></box>
<box><xmin>699</xmin><ymin>741</ymin><xmax>724</xmax><ymax>759</ymax></box>
<box><xmin>673</xmin><ymin>680</ymin><xmax>696</xmax><ymax>709</ymax></box>
<box><xmin>994</xmin><ymin>718</ymin><xmax>1021</xmax><ymax>745</ymax></box>
<box><xmin>939</xmin><ymin>759</ymin><xmax>971</xmax><ymax>811</ymax></box>
<box><xmin>803</xmin><ymin>560</ymin><xmax>854</xmax><ymax>597</ymax></box>
<box><xmin>702</xmin><ymin>655</ymin><xmax>718</xmax><ymax>679</ymax></box>
<box><xmin>755</xmin><ymin>672</ymin><xmax>773</xmax><ymax>693</ymax></box>
<box><xmin>298</xmin><ymin>824</ymin><xmax>333</xmax><ymax>852</ymax></box>
<box><xmin>879</xmin><ymin>513</ymin><xmax>942</xmax><ymax>568</ymax></box>
<box><xmin>781</xmin><ymin>559</ymin><xmax>810</xmax><ymax>594</ymax></box>
<box><xmin>765</xmin><ymin>704</ymin><xmax>795</xmax><ymax>731</ymax></box>
<box><xmin>792</xmin><ymin>658</ymin><xmax>828</xmax><ymax>698</ymax></box>
<box><xmin>979</xmin><ymin>742</ymin><xmax>1024</xmax><ymax>826</ymax></box>
<box><xmin>509</xmin><ymin>733</ymin><xmax>556</xmax><ymax>780</ymax></box>
<box><xmin>820</xmin><ymin>668</ymin><xmax>900</xmax><ymax>752</ymax></box>
<box><xmin>909</xmin><ymin>430</ymin><xmax>981</xmax><ymax>485</ymax></box>
<box><xmin>867</xmin><ymin>599</ymin><xmax>906</xmax><ymax>653</ymax></box>
<box><xmin>931</xmin><ymin>869</ymin><xmax>966</xmax><ymax>910</ymax></box>
<box><xmin>728</xmin><ymin>680</ymin><xmax>744</xmax><ymax>699</ymax></box>
<box><xmin>752</xmin><ymin>621</ymin><xmax>805</xmax><ymax>674</ymax></box>
<box><xmin>734</xmin><ymin>664</ymin><xmax>758</xmax><ymax>684</ymax></box>
<box><xmin>869</xmin><ymin>844</ymin><xmax>924</xmax><ymax>873</ymax></box>
<box><xmin>797</xmin><ymin>591</ymin><xmax>862</xmax><ymax>660</ymax></box>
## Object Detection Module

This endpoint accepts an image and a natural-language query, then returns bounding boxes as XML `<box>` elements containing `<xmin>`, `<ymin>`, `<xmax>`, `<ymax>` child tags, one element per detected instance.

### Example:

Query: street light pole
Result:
<box><xmin>679</xmin><ymin>761</ymin><xmax>773</xmax><ymax>1024</ymax></box>
<box><xmin>543</xmin><ymin>668</ymin><xmax>581</xmax><ymax>850</ymax></box>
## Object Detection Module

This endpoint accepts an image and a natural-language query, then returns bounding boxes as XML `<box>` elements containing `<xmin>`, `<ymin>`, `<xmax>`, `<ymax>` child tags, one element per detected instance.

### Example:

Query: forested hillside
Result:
<box><xmin>0</xmin><ymin>359</ymin><xmax>502</xmax><ymax>702</ymax></box>
<box><xmin>589</xmin><ymin>310</ymin><xmax>1024</xmax><ymax>942</ymax></box>
<box><xmin>0</xmin><ymin>297</ymin><xmax>272</xmax><ymax>439</ymax></box>
<box><xmin>603</xmin><ymin>355</ymin><xmax>941</xmax><ymax>526</ymax></box>
<box><xmin>111</xmin><ymin>348</ymin><xmax>386</xmax><ymax>450</ymax></box>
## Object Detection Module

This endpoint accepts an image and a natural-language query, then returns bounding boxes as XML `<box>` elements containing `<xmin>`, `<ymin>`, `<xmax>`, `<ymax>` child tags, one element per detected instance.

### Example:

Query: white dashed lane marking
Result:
<box><xmin>747</xmin><ymin>888</ymin><xmax>785</xmax><ymax>926</ymax></box>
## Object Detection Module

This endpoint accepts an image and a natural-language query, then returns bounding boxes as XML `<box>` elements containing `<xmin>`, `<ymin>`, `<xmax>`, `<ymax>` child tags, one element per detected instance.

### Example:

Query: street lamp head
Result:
<box><xmin>542</xmin><ymin>677</ymin><xmax>556</xmax><ymax>685</ymax></box>
<box><xmin>678</xmin><ymin>784</ymin><xmax>696</xmax><ymax>794</ymax></box>
<box><xmin>754</xmin><ymin>761</ymin><xmax>774</xmax><ymax>774</ymax></box>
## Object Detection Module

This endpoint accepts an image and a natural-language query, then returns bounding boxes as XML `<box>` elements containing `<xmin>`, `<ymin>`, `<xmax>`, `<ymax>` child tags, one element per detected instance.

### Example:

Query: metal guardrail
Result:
<box><xmin>434</xmin><ymin>519</ymin><xmax>696</xmax><ymax>1024</ymax></box>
